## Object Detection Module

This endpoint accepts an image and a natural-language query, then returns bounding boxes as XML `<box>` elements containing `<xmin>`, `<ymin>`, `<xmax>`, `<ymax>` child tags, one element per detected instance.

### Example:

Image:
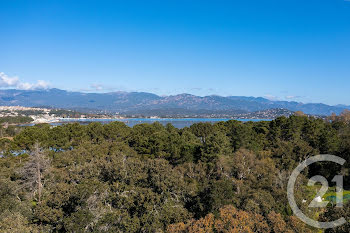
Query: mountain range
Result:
<box><xmin>0</xmin><ymin>88</ymin><xmax>348</xmax><ymax>116</ymax></box>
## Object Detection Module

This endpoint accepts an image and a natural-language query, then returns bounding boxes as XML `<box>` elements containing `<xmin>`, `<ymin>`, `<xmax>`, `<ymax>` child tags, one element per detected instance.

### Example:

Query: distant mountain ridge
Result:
<box><xmin>0</xmin><ymin>88</ymin><xmax>348</xmax><ymax>115</ymax></box>
<box><xmin>123</xmin><ymin>108</ymin><xmax>295</xmax><ymax>119</ymax></box>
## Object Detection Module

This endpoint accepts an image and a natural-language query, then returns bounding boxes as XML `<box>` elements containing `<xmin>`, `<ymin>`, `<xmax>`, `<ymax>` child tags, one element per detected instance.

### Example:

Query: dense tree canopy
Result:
<box><xmin>0</xmin><ymin>115</ymin><xmax>349</xmax><ymax>232</ymax></box>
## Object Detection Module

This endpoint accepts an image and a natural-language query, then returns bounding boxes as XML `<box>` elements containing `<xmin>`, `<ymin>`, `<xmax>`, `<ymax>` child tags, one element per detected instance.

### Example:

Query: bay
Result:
<box><xmin>42</xmin><ymin>118</ymin><xmax>272</xmax><ymax>128</ymax></box>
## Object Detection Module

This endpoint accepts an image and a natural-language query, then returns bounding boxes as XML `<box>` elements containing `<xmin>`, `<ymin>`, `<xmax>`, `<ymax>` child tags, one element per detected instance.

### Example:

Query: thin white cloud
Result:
<box><xmin>17</xmin><ymin>80</ymin><xmax>50</xmax><ymax>90</ymax></box>
<box><xmin>0</xmin><ymin>72</ymin><xmax>49</xmax><ymax>90</ymax></box>
<box><xmin>263</xmin><ymin>94</ymin><xmax>278</xmax><ymax>101</ymax></box>
<box><xmin>90</xmin><ymin>83</ymin><xmax>104</xmax><ymax>91</ymax></box>
<box><xmin>285</xmin><ymin>95</ymin><xmax>302</xmax><ymax>100</ymax></box>
<box><xmin>77</xmin><ymin>83</ymin><xmax>130</xmax><ymax>93</ymax></box>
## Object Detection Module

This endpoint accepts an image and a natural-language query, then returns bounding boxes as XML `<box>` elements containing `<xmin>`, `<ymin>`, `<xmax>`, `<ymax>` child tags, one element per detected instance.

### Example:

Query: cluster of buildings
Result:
<box><xmin>0</xmin><ymin>106</ymin><xmax>59</xmax><ymax>123</ymax></box>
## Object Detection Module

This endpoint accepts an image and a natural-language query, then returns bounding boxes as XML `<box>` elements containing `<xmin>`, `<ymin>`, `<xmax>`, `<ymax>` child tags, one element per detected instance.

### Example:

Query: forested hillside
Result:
<box><xmin>1</xmin><ymin>114</ymin><xmax>350</xmax><ymax>232</ymax></box>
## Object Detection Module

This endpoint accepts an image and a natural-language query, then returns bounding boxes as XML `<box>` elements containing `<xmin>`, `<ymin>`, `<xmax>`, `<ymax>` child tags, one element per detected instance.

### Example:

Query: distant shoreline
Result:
<box><xmin>19</xmin><ymin>118</ymin><xmax>273</xmax><ymax>129</ymax></box>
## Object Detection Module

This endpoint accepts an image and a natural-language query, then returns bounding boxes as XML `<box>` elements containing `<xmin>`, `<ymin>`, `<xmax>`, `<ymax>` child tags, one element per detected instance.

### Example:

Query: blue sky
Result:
<box><xmin>0</xmin><ymin>0</ymin><xmax>350</xmax><ymax>105</ymax></box>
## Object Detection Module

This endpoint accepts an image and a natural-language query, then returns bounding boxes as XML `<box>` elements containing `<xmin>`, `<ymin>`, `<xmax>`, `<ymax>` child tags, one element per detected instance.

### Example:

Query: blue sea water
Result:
<box><xmin>51</xmin><ymin>118</ymin><xmax>272</xmax><ymax>128</ymax></box>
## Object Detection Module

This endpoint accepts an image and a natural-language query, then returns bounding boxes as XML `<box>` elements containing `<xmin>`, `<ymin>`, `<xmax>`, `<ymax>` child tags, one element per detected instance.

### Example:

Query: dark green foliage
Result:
<box><xmin>0</xmin><ymin>116</ymin><xmax>33</xmax><ymax>124</ymax></box>
<box><xmin>0</xmin><ymin>115</ymin><xmax>349</xmax><ymax>232</ymax></box>
<box><xmin>321</xmin><ymin>202</ymin><xmax>350</xmax><ymax>233</ymax></box>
